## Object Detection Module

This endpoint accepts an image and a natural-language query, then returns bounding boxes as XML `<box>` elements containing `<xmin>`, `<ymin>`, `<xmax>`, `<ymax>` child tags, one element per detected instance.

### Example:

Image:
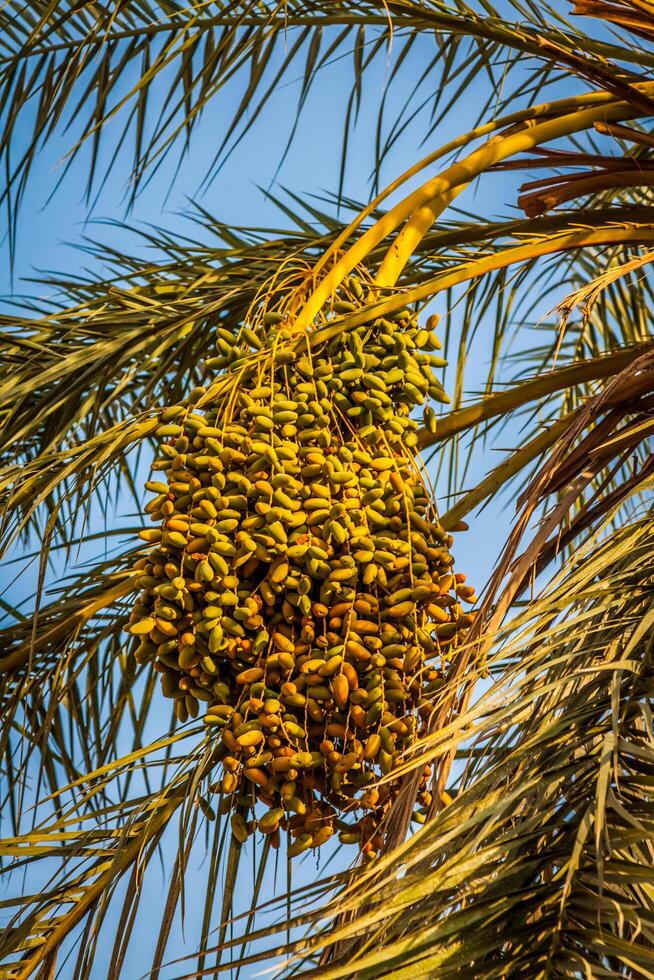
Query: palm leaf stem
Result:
<box><xmin>311</xmin><ymin>226</ymin><xmax>654</xmax><ymax>344</ymax></box>
<box><xmin>293</xmin><ymin>91</ymin><xmax>651</xmax><ymax>330</ymax></box>
<box><xmin>420</xmin><ymin>340</ymin><xmax>653</xmax><ymax>446</ymax></box>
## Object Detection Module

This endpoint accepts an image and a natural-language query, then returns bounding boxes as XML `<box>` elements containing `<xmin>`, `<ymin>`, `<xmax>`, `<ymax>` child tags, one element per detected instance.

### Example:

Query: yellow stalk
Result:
<box><xmin>291</xmin><ymin>93</ymin><xmax>644</xmax><ymax>333</ymax></box>
<box><xmin>374</xmin><ymin>185</ymin><xmax>465</xmax><ymax>289</ymax></box>
<box><xmin>309</xmin><ymin>89</ymin><xmax>620</xmax><ymax>281</ymax></box>
<box><xmin>373</xmin><ymin>102</ymin><xmax>643</xmax><ymax>288</ymax></box>
<box><xmin>310</xmin><ymin>224</ymin><xmax>654</xmax><ymax>344</ymax></box>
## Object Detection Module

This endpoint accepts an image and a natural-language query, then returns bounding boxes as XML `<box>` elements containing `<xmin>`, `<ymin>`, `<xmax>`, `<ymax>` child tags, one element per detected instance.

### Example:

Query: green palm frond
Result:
<box><xmin>2</xmin><ymin>0</ymin><xmax>653</xmax><ymax>245</ymax></box>
<box><xmin>0</xmin><ymin>733</ymin><xmax>207</xmax><ymax>980</ymax></box>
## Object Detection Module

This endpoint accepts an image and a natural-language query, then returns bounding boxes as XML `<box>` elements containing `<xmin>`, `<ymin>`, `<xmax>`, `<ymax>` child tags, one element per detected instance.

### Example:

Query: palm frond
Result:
<box><xmin>2</xmin><ymin>0</ymin><xmax>652</xmax><ymax>245</ymax></box>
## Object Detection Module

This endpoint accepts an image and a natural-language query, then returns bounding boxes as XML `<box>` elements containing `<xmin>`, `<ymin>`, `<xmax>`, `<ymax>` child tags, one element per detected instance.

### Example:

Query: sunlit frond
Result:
<box><xmin>3</xmin><ymin>0</ymin><xmax>653</xmax><ymax>246</ymax></box>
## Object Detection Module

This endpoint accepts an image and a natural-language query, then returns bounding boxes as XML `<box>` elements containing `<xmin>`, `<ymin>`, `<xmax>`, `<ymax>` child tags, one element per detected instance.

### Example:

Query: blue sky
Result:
<box><xmin>0</xmin><ymin>27</ymin><xmax>581</xmax><ymax>977</ymax></box>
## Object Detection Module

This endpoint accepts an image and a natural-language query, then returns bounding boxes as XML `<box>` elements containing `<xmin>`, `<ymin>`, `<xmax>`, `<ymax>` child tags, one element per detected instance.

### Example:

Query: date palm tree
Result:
<box><xmin>1</xmin><ymin>1</ymin><xmax>654</xmax><ymax>976</ymax></box>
